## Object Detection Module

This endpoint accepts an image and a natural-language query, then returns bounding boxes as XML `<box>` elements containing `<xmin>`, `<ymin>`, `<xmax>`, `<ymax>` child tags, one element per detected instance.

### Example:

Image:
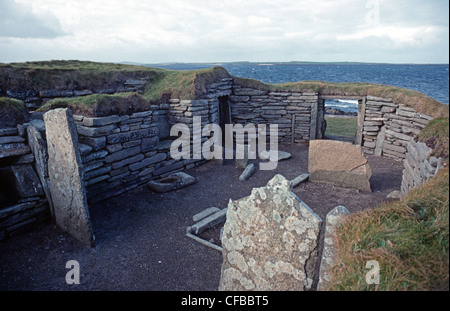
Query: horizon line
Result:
<box><xmin>1</xmin><ymin>59</ymin><xmax>448</xmax><ymax>66</ymax></box>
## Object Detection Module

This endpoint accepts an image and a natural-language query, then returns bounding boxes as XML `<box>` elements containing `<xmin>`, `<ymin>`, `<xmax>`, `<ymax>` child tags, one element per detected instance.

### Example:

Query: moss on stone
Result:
<box><xmin>0</xmin><ymin>97</ymin><xmax>28</xmax><ymax>127</ymax></box>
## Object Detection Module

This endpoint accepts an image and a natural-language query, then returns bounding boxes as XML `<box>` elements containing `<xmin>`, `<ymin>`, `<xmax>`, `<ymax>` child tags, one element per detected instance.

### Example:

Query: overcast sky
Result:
<box><xmin>0</xmin><ymin>0</ymin><xmax>448</xmax><ymax>64</ymax></box>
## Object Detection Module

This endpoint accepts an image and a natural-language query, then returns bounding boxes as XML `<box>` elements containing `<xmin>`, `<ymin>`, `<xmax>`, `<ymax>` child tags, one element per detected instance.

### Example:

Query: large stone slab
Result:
<box><xmin>219</xmin><ymin>174</ymin><xmax>322</xmax><ymax>291</ymax></box>
<box><xmin>308</xmin><ymin>140</ymin><xmax>372</xmax><ymax>192</ymax></box>
<box><xmin>44</xmin><ymin>108</ymin><xmax>94</xmax><ymax>246</ymax></box>
<box><xmin>0</xmin><ymin>143</ymin><xmax>30</xmax><ymax>159</ymax></box>
<box><xmin>317</xmin><ymin>205</ymin><xmax>350</xmax><ymax>291</ymax></box>
<box><xmin>10</xmin><ymin>165</ymin><xmax>44</xmax><ymax>198</ymax></box>
<box><xmin>27</xmin><ymin>125</ymin><xmax>54</xmax><ymax>218</ymax></box>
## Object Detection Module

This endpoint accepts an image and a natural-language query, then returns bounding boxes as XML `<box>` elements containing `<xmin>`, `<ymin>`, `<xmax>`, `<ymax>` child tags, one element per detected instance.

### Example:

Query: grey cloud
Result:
<box><xmin>0</xmin><ymin>0</ymin><xmax>67</xmax><ymax>38</ymax></box>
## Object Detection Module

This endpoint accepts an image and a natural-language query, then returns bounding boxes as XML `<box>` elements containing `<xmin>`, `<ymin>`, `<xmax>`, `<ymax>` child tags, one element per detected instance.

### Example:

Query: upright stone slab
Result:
<box><xmin>317</xmin><ymin>205</ymin><xmax>350</xmax><ymax>291</ymax></box>
<box><xmin>44</xmin><ymin>108</ymin><xmax>94</xmax><ymax>246</ymax></box>
<box><xmin>219</xmin><ymin>174</ymin><xmax>322</xmax><ymax>291</ymax></box>
<box><xmin>27</xmin><ymin>125</ymin><xmax>54</xmax><ymax>218</ymax></box>
<box><xmin>308</xmin><ymin>140</ymin><xmax>372</xmax><ymax>192</ymax></box>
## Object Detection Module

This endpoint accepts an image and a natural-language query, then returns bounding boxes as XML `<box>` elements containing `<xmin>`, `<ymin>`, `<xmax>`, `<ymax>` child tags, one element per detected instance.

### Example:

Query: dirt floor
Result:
<box><xmin>0</xmin><ymin>143</ymin><xmax>404</xmax><ymax>291</ymax></box>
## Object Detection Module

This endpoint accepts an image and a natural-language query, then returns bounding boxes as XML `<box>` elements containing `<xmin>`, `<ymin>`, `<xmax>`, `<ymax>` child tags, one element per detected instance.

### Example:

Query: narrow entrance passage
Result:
<box><xmin>323</xmin><ymin>98</ymin><xmax>359</xmax><ymax>143</ymax></box>
<box><xmin>218</xmin><ymin>96</ymin><xmax>232</xmax><ymax>164</ymax></box>
<box><xmin>218</xmin><ymin>96</ymin><xmax>231</xmax><ymax>144</ymax></box>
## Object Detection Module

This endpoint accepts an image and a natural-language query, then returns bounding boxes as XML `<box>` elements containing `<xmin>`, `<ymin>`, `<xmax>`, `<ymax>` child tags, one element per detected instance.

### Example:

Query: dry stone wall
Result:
<box><xmin>0</xmin><ymin>121</ymin><xmax>49</xmax><ymax>240</ymax></box>
<box><xmin>3</xmin><ymin>78</ymin><xmax>148</xmax><ymax>111</ymax></box>
<box><xmin>361</xmin><ymin>95</ymin><xmax>434</xmax><ymax>160</ymax></box>
<box><xmin>229</xmin><ymin>86</ymin><xmax>323</xmax><ymax>144</ymax></box>
<box><xmin>76</xmin><ymin>77</ymin><xmax>234</xmax><ymax>204</ymax></box>
<box><xmin>75</xmin><ymin>110</ymin><xmax>195</xmax><ymax>204</ymax></box>
<box><xmin>401</xmin><ymin>139</ymin><xmax>443</xmax><ymax>194</ymax></box>
<box><xmin>0</xmin><ymin>72</ymin><xmax>446</xmax><ymax>242</ymax></box>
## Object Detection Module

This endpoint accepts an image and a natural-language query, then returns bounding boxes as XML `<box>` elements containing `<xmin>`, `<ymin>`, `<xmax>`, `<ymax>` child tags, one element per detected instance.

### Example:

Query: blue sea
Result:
<box><xmin>147</xmin><ymin>63</ymin><xmax>449</xmax><ymax>114</ymax></box>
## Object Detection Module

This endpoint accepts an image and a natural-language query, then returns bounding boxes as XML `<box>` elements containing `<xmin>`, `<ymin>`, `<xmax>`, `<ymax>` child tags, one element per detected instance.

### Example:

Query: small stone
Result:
<box><xmin>386</xmin><ymin>190</ymin><xmax>402</xmax><ymax>199</ymax></box>
<box><xmin>239</xmin><ymin>163</ymin><xmax>255</xmax><ymax>181</ymax></box>
<box><xmin>290</xmin><ymin>173</ymin><xmax>309</xmax><ymax>188</ymax></box>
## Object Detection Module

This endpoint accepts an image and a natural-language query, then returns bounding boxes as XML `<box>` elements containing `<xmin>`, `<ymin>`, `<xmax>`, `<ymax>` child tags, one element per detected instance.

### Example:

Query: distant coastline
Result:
<box><xmin>126</xmin><ymin>61</ymin><xmax>450</xmax><ymax>67</ymax></box>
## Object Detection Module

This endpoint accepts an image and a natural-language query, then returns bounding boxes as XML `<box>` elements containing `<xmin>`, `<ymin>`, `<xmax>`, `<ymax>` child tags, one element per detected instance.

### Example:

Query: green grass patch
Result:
<box><xmin>327</xmin><ymin>167</ymin><xmax>449</xmax><ymax>291</ymax></box>
<box><xmin>324</xmin><ymin>116</ymin><xmax>358</xmax><ymax>138</ymax></box>
<box><xmin>1</xmin><ymin>61</ymin><xmax>231</xmax><ymax>109</ymax></box>
<box><xmin>0</xmin><ymin>97</ymin><xmax>28</xmax><ymax>127</ymax></box>
<box><xmin>0</xmin><ymin>60</ymin><xmax>166</xmax><ymax>91</ymax></box>
<box><xmin>38</xmin><ymin>93</ymin><xmax>148</xmax><ymax>117</ymax></box>
<box><xmin>418</xmin><ymin>117</ymin><xmax>449</xmax><ymax>159</ymax></box>
<box><xmin>143</xmin><ymin>66</ymin><xmax>230</xmax><ymax>101</ymax></box>
<box><xmin>0</xmin><ymin>97</ymin><xmax>26</xmax><ymax>112</ymax></box>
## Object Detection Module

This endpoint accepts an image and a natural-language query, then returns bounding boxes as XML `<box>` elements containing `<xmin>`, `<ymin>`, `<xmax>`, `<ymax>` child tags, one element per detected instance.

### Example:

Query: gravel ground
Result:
<box><xmin>0</xmin><ymin>143</ymin><xmax>404</xmax><ymax>291</ymax></box>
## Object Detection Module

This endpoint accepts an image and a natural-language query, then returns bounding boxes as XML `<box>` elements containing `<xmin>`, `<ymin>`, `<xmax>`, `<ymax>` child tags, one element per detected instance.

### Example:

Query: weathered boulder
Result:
<box><xmin>308</xmin><ymin>140</ymin><xmax>372</xmax><ymax>192</ymax></box>
<box><xmin>219</xmin><ymin>174</ymin><xmax>322</xmax><ymax>291</ymax></box>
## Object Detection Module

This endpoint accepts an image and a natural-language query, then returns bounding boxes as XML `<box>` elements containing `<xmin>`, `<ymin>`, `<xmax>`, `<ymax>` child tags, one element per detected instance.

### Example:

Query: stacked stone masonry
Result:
<box><xmin>77</xmin><ymin>110</ymin><xmax>200</xmax><ymax>204</ymax></box>
<box><xmin>361</xmin><ymin>95</ymin><xmax>434</xmax><ymax>160</ymax></box>
<box><xmin>229</xmin><ymin>87</ymin><xmax>323</xmax><ymax>144</ymax></box>
<box><xmin>0</xmin><ymin>123</ymin><xmax>49</xmax><ymax>240</ymax></box>
<box><xmin>77</xmin><ymin>77</ymin><xmax>234</xmax><ymax>204</ymax></box>
<box><xmin>4</xmin><ymin>78</ymin><xmax>149</xmax><ymax>111</ymax></box>
<box><xmin>401</xmin><ymin>139</ymin><xmax>443</xmax><ymax>195</ymax></box>
<box><xmin>0</xmin><ymin>77</ymin><xmax>445</xmax><ymax>242</ymax></box>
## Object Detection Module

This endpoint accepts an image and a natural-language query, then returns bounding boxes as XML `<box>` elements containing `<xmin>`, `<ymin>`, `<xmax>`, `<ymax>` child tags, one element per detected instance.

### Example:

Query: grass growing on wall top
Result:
<box><xmin>33</xmin><ymin>63</ymin><xmax>230</xmax><ymax>116</ymax></box>
<box><xmin>0</xmin><ymin>97</ymin><xmax>26</xmax><ymax>112</ymax></box>
<box><xmin>274</xmin><ymin>81</ymin><xmax>449</xmax><ymax>119</ymax></box>
<box><xmin>326</xmin><ymin>166</ymin><xmax>449</xmax><ymax>291</ymax></box>
<box><xmin>231</xmin><ymin>76</ymin><xmax>448</xmax><ymax>119</ymax></box>
<box><xmin>38</xmin><ymin>93</ymin><xmax>148</xmax><ymax>117</ymax></box>
<box><xmin>418</xmin><ymin>117</ymin><xmax>449</xmax><ymax>159</ymax></box>
<box><xmin>0</xmin><ymin>60</ymin><xmax>166</xmax><ymax>91</ymax></box>
<box><xmin>1</xmin><ymin>60</ymin><xmax>230</xmax><ymax>102</ymax></box>
<box><xmin>0</xmin><ymin>97</ymin><xmax>28</xmax><ymax>127</ymax></box>
<box><xmin>142</xmin><ymin>66</ymin><xmax>229</xmax><ymax>101</ymax></box>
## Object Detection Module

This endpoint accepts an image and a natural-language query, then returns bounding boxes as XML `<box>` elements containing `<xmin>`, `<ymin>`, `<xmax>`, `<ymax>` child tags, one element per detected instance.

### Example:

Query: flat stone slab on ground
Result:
<box><xmin>259</xmin><ymin>150</ymin><xmax>292</xmax><ymax>161</ymax></box>
<box><xmin>147</xmin><ymin>172</ymin><xmax>195</xmax><ymax>193</ymax></box>
<box><xmin>190</xmin><ymin>208</ymin><xmax>227</xmax><ymax>235</ymax></box>
<box><xmin>290</xmin><ymin>173</ymin><xmax>309</xmax><ymax>188</ymax></box>
<box><xmin>192</xmin><ymin>207</ymin><xmax>220</xmax><ymax>222</ymax></box>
